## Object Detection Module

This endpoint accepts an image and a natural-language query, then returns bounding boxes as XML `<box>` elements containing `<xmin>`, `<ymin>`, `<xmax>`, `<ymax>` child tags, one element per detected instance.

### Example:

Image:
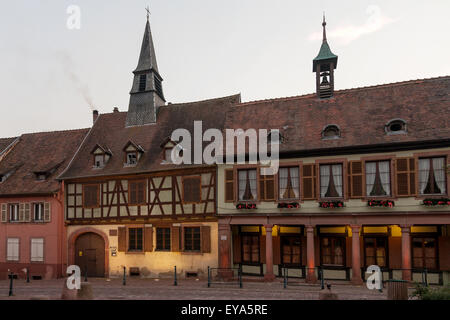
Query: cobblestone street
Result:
<box><xmin>0</xmin><ymin>278</ymin><xmax>394</xmax><ymax>300</ymax></box>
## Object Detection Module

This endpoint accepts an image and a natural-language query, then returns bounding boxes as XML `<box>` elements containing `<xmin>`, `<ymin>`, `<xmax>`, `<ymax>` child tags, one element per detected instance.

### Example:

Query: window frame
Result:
<box><xmin>365</xmin><ymin>160</ymin><xmax>392</xmax><ymax>198</ymax></box>
<box><xmin>82</xmin><ymin>184</ymin><xmax>100</xmax><ymax>209</ymax></box>
<box><xmin>236</xmin><ymin>167</ymin><xmax>259</xmax><ymax>202</ymax></box>
<box><xmin>183</xmin><ymin>226</ymin><xmax>201</xmax><ymax>253</ymax></box>
<box><xmin>319</xmin><ymin>235</ymin><xmax>346</xmax><ymax>268</ymax></box>
<box><xmin>6</xmin><ymin>237</ymin><xmax>20</xmax><ymax>262</ymax></box>
<box><xmin>181</xmin><ymin>176</ymin><xmax>202</xmax><ymax>204</ymax></box>
<box><xmin>30</xmin><ymin>237</ymin><xmax>45</xmax><ymax>263</ymax></box>
<box><xmin>139</xmin><ymin>74</ymin><xmax>147</xmax><ymax>92</ymax></box>
<box><xmin>418</xmin><ymin>156</ymin><xmax>447</xmax><ymax>196</ymax></box>
<box><xmin>363</xmin><ymin>235</ymin><xmax>388</xmax><ymax>268</ymax></box>
<box><xmin>128</xmin><ymin>180</ymin><xmax>147</xmax><ymax>206</ymax></box>
<box><xmin>280</xmin><ymin>235</ymin><xmax>302</xmax><ymax>266</ymax></box>
<box><xmin>127</xmin><ymin>226</ymin><xmax>144</xmax><ymax>253</ymax></box>
<box><xmin>318</xmin><ymin>162</ymin><xmax>345</xmax><ymax>200</ymax></box>
<box><xmin>155</xmin><ymin>227</ymin><xmax>171</xmax><ymax>251</ymax></box>
<box><xmin>277</xmin><ymin>165</ymin><xmax>301</xmax><ymax>201</ymax></box>
<box><xmin>8</xmin><ymin>203</ymin><xmax>19</xmax><ymax>222</ymax></box>
<box><xmin>33</xmin><ymin>202</ymin><xmax>44</xmax><ymax>222</ymax></box>
<box><xmin>125</xmin><ymin>151</ymin><xmax>138</xmax><ymax>166</ymax></box>
<box><xmin>240</xmin><ymin>232</ymin><xmax>261</xmax><ymax>265</ymax></box>
<box><xmin>411</xmin><ymin>235</ymin><xmax>439</xmax><ymax>271</ymax></box>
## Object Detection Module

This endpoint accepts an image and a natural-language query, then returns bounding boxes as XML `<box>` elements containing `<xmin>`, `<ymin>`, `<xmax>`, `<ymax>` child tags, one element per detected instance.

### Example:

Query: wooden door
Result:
<box><xmin>74</xmin><ymin>232</ymin><xmax>105</xmax><ymax>277</ymax></box>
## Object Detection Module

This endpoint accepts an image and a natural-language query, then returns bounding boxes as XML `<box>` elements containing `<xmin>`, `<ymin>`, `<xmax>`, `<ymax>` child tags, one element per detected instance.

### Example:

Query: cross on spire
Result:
<box><xmin>322</xmin><ymin>12</ymin><xmax>327</xmax><ymax>42</ymax></box>
<box><xmin>146</xmin><ymin>6</ymin><xmax>150</xmax><ymax>20</ymax></box>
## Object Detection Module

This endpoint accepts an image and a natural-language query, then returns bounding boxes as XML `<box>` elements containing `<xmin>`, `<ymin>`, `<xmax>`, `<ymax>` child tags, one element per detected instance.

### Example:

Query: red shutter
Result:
<box><xmin>349</xmin><ymin>161</ymin><xmax>364</xmax><ymax>198</ymax></box>
<box><xmin>302</xmin><ymin>164</ymin><xmax>316</xmax><ymax>200</ymax></box>
<box><xmin>171</xmin><ymin>226</ymin><xmax>181</xmax><ymax>252</ymax></box>
<box><xmin>225</xmin><ymin>170</ymin><xmax>235</xmax><ymax>202</ymax></box>
<box><xmin>118</xmin><ymin>227</ymin><xmax>126</xmax><ymax>252</ymax></box>
<box><xmin>144</xmin><ymin>227</ymin><xmax>153</xmax><ymax>252</ymax></box>
<box><xmin>201</xmin><ymin>226</ymin><xmax>211</xmax><ymax>253</ymax></box>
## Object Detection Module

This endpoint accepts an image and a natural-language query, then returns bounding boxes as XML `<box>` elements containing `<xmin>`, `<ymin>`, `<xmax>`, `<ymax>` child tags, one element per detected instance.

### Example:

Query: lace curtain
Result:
<box><xmin>379</xmin><ymin>161</ymin><xmax>391</xmax><ymax>196</ymax></box>
<box><xmin>433</xmin><ymin>157</ymin><xmax>446</xmax><ymax>194</ymax></box>
<box><xmin>320</xmin><ymin>165</ymin><xmax>330</xmax><ymax>197</ymax></box>
<box><xmin>332</xmin><ymin>164</ymin><xmax>343</xmax><ymax>197</ymax></box>
<box><xmin>419</xmin><ymin>159</ymin><xmax>430</xmax><ymax>194</ymax></box>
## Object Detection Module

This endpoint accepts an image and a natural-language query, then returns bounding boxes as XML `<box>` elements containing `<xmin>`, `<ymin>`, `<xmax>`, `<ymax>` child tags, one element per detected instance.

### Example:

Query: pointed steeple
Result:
<box><xmin>126</xmin><ymin>11</ymin><xmax>165</xmax><ymax>127</ymax></box>
<box><xmin>312</xmin><ymin>14</ymin><xmax>338</xmax><ymax>99</ymax></box>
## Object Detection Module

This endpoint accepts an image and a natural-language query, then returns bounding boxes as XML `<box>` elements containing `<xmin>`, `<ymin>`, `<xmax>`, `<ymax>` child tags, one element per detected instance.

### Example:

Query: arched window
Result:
<box><xmin>322</xmin><ymin>125</ymin><xmax>341</xmax><ymax>140</ymax></box>
<box><xmin>385</xmin><ymin>119</ymin><xmax>407</xmax><ymax>134</ymax></box>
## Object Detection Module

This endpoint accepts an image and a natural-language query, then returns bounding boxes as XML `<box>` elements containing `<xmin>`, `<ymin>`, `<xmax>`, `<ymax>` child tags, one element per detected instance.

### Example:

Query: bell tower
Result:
<box><xmin>126</xmin><ymin>10</ymin><xmax>166</xmax><ymax>127</ymax></box>
<box><xmin>313</xmin><ymin>15</ymin><xmax>338</xmax><ymax>99</ymax></box>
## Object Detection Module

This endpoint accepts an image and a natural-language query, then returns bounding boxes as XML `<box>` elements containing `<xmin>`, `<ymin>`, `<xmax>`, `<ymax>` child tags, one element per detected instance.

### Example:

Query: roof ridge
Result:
<box><xmin>237</xmin><ymin>75</ymin><xmax>450</xmax><ymax>107</ymax></box>
<box><xmin>163</xmin><ymin>93</ymin><xmax>241</xmax><ymax>107</ymax></box>
<box><xmin>20</xmin><ymin>127</ymin><xmax>89</xmax><ymax>137</ymax></box>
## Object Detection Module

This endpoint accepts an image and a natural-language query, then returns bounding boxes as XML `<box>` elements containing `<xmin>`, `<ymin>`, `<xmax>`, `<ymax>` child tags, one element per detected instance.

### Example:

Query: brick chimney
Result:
<box><xmin>93</xmin><ymin>110</ymin><xmax>99</xmax><ymax>124</ymax></box>
<box><xmin>113</xmin><ymin>107</ymin><xmax>119</xmax><ymax>113</ymax></box>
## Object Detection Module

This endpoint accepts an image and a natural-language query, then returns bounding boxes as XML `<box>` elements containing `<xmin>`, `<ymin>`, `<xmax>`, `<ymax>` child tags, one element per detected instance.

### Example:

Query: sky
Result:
<box><xmin>0</xmin><ymin>0</ymin><xmax>449</xmax><ymax>137</ymax></box>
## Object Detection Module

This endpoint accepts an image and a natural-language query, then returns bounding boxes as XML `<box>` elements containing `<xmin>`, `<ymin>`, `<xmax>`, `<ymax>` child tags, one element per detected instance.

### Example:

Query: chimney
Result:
<box><xmin>113</xmin><ymin>107</ymin><xmax>119</xmax><ymax>113</ymax></box>
<box><xmin>93</xmin><ymin>110</ymin><xmax>99</xmax><ymax>124</ymax></box>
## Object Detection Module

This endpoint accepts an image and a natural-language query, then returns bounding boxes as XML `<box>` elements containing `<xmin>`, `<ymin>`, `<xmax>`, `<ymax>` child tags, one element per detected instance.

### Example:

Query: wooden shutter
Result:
<box><xmin>233</xmin><ymin>232</ymin><xmax>241</xmax><ymax>264</ymax></box>
<box><xmin>201</xmin><ymin>226</ymin><xmax>211</xmax><ymax>253</ymax></box>
<box><xmin>19</xmin><ymin>203</ymin><xmax>25</xmax><ymax>222</ymax></box>
<box><xmin>129</xmin><ymin>181</ymin><xmax>146</xmax><ymax>205</ymax></box>
<box><xmin>1</xmin><ymin>203</ymin><xmax>7</xmax><ymax>223</ymax></box>
<box><xmin>24</xmin><ymin>203</ymin><xmax>31</xmax><ymax>222</ymax></box>
<box><xmin>396</xmin><ymin>158</ymin><xmax>416</xmax><ymax>197</ymax></box>
<box><xmin>260</xmin><ymin>174</ymin><xmax>275</xmax><ymax>201</ymax></box>
<box><xmin>129</xmin><ymin>182</ymin><xmax>137</xmax><ymax>204</ymax></box>
<box><xmin>348</xmin><ymin>161</ymin><xmax>364</xmax><ymax>198</ymax></box>
<box><xmin>171</xmin><ymin>226</ymin><xmax>181</xmax><ymax>252</ymax></box>
<box><xmin>144</xmin><ymin>227</ymin><xmax>153</xmax><ymax>252</ymax></box>
<box><xmin>182</xmin><ymin>177</ymin><xmax>201</xmax><ymax>203</ymax></box>
<box><xmin>301</xmin><ymin>164</ymin><xmax>316</xmax><ymax>200</ymax></box>
<box><xmin>44</xmin><ymin>202</ymin><xmax>51</xmax><ymax>222</ymax></box>
<box><xmin>118</xmin><ymin>227</ymin><xmax>126</xmax><ymax>252</ymax></box>
<box><xmin>224</xmin><ymin>169</ymin><xmax>235</xmax><ymax>202</ymax></box>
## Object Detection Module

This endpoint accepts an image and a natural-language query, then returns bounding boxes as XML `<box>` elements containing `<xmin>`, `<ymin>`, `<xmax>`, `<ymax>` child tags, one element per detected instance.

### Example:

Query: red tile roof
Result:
<box><xmin>0</xmin><ymin>137</ymin><xmax>17</xmax><ymax>155</ymax></box>
<box><xmin>0</xmin><ymin>129</ymin><xmax>89</xmax><ymax>195</ymax></box>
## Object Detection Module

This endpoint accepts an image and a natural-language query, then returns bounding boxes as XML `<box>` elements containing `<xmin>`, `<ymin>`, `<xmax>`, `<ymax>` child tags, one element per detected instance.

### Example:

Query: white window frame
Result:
<box><xmin>34</xmin><ymin>203</ymin><xmax>44</xmax><ymax>222</ymax></box>
<box><xmin>9</xmin><ymin>204</ymin><xmax>19</xmax><ymax>222</ymax></box>
<box><xmin>7</xmin><ymin>238</ymin><xmax>20</xmax><ymax>261</ymax></box>
<box><xmin>30</xmin><ymin>238</ymin><xmax>44</xmax><ymax>262</ymax></box>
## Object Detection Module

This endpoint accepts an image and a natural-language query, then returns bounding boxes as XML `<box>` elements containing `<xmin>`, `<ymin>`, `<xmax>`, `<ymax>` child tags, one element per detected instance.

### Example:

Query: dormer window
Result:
<box><xmin>35</xmin><ymin>173</ymin><xmax>47</xmax><ymax>181</ymax></box>
<box><xmin>322</xmin><ymin>125</ymin><xmax>341</xmax><ymax>140</ymax></box>
<box><xmin>123</xmin><ymin>141</ymin><xmax>144</xmax><ymax>167</ymax></box>
<box><xmin>91</xmin><ymin>144</ymin><xmax>112</xmax><ymax>169</ymax></box>
<box><xmin>0</xmin><ymin>175</ymin><xmax>4</xmax><ymax>183</ymax></box>
<box><xmin>267</xmin><ymin>131</ymin><xmax>286</xmax><ymax>145</ymax></box>
<box><xmin>386</xmin><ymin>119</ymin><xmax>407</xmax><ymax>135</ymax></box>
<box><xmin>160</xmin><ymin>137</ymin><xmax>182</xmax><ymax>164</ymax></box>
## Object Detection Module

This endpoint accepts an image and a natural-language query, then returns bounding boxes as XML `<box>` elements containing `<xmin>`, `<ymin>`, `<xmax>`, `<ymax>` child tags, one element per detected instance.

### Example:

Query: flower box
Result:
<box><xmin>319</xmin><ymin>201</ymin><xmax>344</xmax><ymax>208</ymax></box>
<box><xmin>367</xmin><ymin>199</ymin><xmax>395</xmax><ymax>208</ymax></box>
<box><xmin>236</xmin><ymin>203</ymin><xmax>257</xmax><ymax>210</ymax></box>
<box><xmin>422</xmin><ymin>198</ymin><xmax>450</xmax><ymax>206</ymax></box>
<box><xmin>277</xmin><ymin>202</ymin><xmax>300</xmax><ymax>209</ymax></box>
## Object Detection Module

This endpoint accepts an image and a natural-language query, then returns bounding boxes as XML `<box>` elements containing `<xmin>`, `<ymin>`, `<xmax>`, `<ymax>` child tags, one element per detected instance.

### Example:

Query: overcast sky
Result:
<box><xmin>0</xmin><ymin>0</ymin><xmax>449</xmax><ymax>137</ymax></box>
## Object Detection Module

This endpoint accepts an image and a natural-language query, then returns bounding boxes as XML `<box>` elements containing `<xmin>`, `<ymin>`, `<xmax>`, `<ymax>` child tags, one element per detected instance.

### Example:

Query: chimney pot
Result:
<box><xmin>113</xmin><ymin>107</ymin><xmax>119</xmax><ymax>113</ymax></box>
<box><xmin>93</xmin><ymin>110</ymin><xmax>99</xmax><ymax>124</ymax></box>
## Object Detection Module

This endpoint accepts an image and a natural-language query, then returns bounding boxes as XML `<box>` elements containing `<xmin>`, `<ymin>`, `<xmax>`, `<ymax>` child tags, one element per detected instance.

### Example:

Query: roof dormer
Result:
<box><xmin>160</xmin><ymin>137</ymin><xmax>182</xmax><ymax>163</ymax></box>
<box><xmin>91</xmin><ymin>144</ymin><xmax>112</xmax><ymax>169</ymax></box>
<box><xmin>123</xmin><ymin>140</ymin><xmax>145</xmax><ymax>167</ymax></box>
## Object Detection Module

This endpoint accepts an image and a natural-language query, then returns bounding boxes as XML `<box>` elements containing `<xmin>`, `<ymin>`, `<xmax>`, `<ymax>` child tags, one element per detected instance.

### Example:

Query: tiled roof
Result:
<box><xmin>0</xmin><ymin>129</ymin><xmax>89</xmax><ymax>195</ymax></box>
<box><xmin>225</xmin><ymin>76</ymin><xmax>450</xmax><ymax>154</ymax></box>
<box><xmin>59</xmin><ymin>94</ymin><xmax>241</xmax><ymax>179</ymax></box>
<box><xmin>0</xmin><ymin>137</ymin><xmax>18</xmax><ymax>155</ymax></box>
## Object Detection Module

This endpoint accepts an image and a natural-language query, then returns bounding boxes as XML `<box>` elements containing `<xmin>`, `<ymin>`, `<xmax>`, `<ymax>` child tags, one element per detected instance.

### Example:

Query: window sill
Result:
<box><xmin>182</xmin><ymin>251</ymin><xmax>203</xmax><ymax>255</ymax></box>
<box><xmin>125</xmin><ymin>251</ymin><xmax>145</xmax><ymax>255</ymax></box>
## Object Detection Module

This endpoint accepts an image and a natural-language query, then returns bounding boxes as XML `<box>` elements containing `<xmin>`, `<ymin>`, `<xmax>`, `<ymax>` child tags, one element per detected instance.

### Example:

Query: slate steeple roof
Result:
<box><xmin>134</xmin><ymin>17</ymin><xmax>160</xmax><ymax>75</ymax></box>
<box><xmin>313</xmin><ymin>15</ymin><xmax>338</xmax><ymax>71</ymax></box>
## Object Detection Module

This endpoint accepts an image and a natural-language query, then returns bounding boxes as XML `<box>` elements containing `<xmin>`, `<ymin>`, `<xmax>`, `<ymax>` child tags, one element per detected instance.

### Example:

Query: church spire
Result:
<box><xmin>313</xmin><ymin>14</ymin><xmax>338</xmax><ymax>99</ymax></box>
<box><xmin>126</xmin><ymin>10</ymin><xmax>165</xmax><ymax>127</ymax></box>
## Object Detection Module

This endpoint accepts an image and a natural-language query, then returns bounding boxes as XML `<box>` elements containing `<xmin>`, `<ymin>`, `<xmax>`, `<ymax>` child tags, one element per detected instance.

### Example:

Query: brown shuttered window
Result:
<box><xmin>129</xmin><ymin>180</ymin><xmax>146</xmax><ymax>205</ymax></box>
<box><xmin>156</xmin><ymin>228</ymin><xmax>171</xmax><ymax>251</ymax></box>
<box><xmin>224</xmin><ymin>169</ymin><xmax>235</xmax><ymax>202</ymax></box>
<box><xmin>396</xmin><ymin>158</ymin><xmax>416</xmax><ymax>197</ymax></box>
<box><xmin>184</xmin><ymin>227</ymin><xmax>201</xmax><ymax>252</ymax></box>
<box><xmin>302</xmin><ymin>164</ymin><xmax>316</xmax><ymax>200</ymax></box>
<box><xmin>118</xmin><ymin>227</ymin><xmax>126</xmax><ymax>252</ymax></box>
<box><xmin>144</xmin><ymin>227</ymin><xmax>153</xmax><ymax>252</ymax></box>
<box><xmin>128</xmin><ymin>227</ymin><xmax>144</xmax><ymax>252</ymax></box>
<box><xmin>260</xmin><ymin>173</ymin><xmax>275</xmax><ymax>201</ymax></box>
<box><xmin>182</xmin><ymin>176</ymin><xmax>201</xmax><ymax>204</ymax></box>
<box><xmin>83</xmin><ymin>184</ymin><xmax>99</xmax><ymax>208</ymax></box>
<box><xmin>201</xmin><ymin>226</ymin><xmax>211</xmax><ymax>253</ymax></box>
<box><xmin>348</xmin><ymin>161</ymin><xmax>364</xmax><ymax>198</ymax></box>
<box><xmin>171</xmin><ymin>226</ymin><xmax>181</xmax><ymax>252</ymax></box>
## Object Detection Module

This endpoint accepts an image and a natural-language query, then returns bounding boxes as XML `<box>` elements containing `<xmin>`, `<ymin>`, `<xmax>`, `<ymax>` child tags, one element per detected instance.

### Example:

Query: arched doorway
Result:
<box><xmin>74</xmin><ymin>232</ymin><xmax>105</xmax><ymax>278</ymax></box>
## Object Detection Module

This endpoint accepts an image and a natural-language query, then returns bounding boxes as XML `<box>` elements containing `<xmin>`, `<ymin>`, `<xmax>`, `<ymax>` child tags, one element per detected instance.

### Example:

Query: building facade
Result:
<box><xmin>0</xmin><ymin>129</ymin><xmax>88</xmax><ymax>280</ymax></box>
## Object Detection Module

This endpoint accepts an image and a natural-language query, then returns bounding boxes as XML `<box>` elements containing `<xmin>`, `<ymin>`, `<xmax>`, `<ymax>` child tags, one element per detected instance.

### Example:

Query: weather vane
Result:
<box><xmin>146</xmin><ymin>6</ymin><xmax>151</xmax><ymax>20</ymax></box>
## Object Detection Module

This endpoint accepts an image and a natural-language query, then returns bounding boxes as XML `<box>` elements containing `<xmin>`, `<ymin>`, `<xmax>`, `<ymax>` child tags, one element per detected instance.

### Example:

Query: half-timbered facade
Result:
<box><xmin>216</xmin><ymin>19</ymin><xmax>450</xmax><ymax>285</ymax></box>
<box><xmin>59</xmin><ymin>15</ymin><xmax>241</xmax><ymax>279</ymax></box>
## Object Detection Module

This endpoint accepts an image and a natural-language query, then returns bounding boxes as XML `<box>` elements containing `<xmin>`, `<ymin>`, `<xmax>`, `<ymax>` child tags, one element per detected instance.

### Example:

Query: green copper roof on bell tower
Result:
<box><xmin>313</xmin><ymin>14</ymin><xmax>338</xmax><ymax>72</ymax></box>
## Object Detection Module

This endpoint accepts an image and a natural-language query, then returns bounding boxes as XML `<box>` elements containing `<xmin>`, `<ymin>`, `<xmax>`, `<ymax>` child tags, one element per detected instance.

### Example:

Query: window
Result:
<box><xmin>129</xmin><ymin>180</ymin><xmax>146</xmax><ymax>205</ymax></box>
<box><xmin>238</xmin><ymin>169</ymin><xmax>257</xmax><ymax>201</ymax></box>
<box><xmin>242</xmin><ymin>234</ymin><xmax>260</xmax><ymax>264</ymax></box>
<box><xmin>412</xmin><ymin>237</ymin><xmax>437</xmax><ymax>270</ymax></box>
<box><xmin>320</xmin><ymin>164</ymin><xmax>343</xmax><ymax>198</ymax></box>
<box><xmin>165</xmin><ymin>148</ymin><xmax>173</xmax><ymax>163</ymax></box>
<box><xmin>260</xmin><ymin>173</ymin><xmax>275</xmax><ymax>201</ymax></box>
<box><xmin>366</xmin><ymin>161</ymin><xmax>391</xmax><ymax>196</ymax></box>
<box><xmin>83</xmin><ymin>185</ymin><xmax>99</xmax><ymax>208</ymax></box>
<box><xmin>34</xmin><ymin>203</ymin><xmax>44</xmax><ymax>222</ymax></box>
<box><xmin>156</xmin><ymin>228</ymin><xmax>171</xmax><ymax>251</ymax></box>
<box><xmin>281</xmin><ymin>236</ymin><xmax>301</xmax><ymax>265</ymax></box>
<box><xmin>7</xmin><ymin>238</ymin><xmax>19</xmax><ymax>261</ymax></box>
<box><xmin>419</xmin><ymin>157</ymin><xmax>446</xmax><ymax>195</ymax></box>
<box><xmin>9</xmin><ymin>204</ymin><xmax>19</xmax><ymax>222</ymax></box>
<box><xmin>184</xmin><ymin>227</ymin><xmax>201</xmax><ymax>252</ymax></box>
<box><xmin>94</xmin><ymin>154</ymin><xmax>105</xmax><ymax>168</ymax></box>
<box><xmin>35</xmin><ymin>173</ymin><xmax>47</xmax><ymax>181</ymax></box>
<box><xmin>224</xmin><ymin>169</ymin><xmax>234</xmax><ymax>202</ymax></box>
<box><xmin>364</xmin><ymin>237</ymin><xmax>387</xmax><ymax>267</ymax></box>
<box><xmin>182</xmin><ymin>176</ymin><xmax>201</xmax><ymax>204</ymax></box>
<box><xmin>0</xmin><ymin>175</ymin><xmax>4</xmax><ymax>183</ymax></box>
<box><xmin>31</xmin><ymin>238</ymin><xmax>44</xmax><ymax>262</ymax></box>
<box><xmin>386</xmin><ymin>119</ymin><xmax>407</xmax><ymax>134</ymax></box>
<box><xmin>154</xmin><ymin>75</ymin><xmax>163</xmax><ymax>98</ymax></box>
<box><xmin>126</xmin><ymin>152</ymin><xmax>138</xmax><ymax>166</ymax></box>
<box><xmin>279</xmin><ymin>167</ymin><xmax>300</xmax><ymax>200</ymax></box>
<box><xmin>128</xmin><ymin>228</ymin><xmax>144</xmax><ymax>252</ymax></box>
<box><xmin>322</xmin><ymin>125</ymin><xmax>340</xmax><ymax>139</ymax></box>
<box><xmin>321</xmin><ymin>237</ymin><xmax>345</xmax><ymax>266</ymax></box>
<box><xmin>139</xmin><ymin>74</ymin><xmax>147</xmax><ymax>92</ymax></box>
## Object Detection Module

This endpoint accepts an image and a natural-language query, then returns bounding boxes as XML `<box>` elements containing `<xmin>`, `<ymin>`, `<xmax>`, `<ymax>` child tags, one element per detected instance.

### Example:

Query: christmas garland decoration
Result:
<box><xmin>236</xmin><ymin>203</ymin><xmax>257</xmax><ymax>210</ymax></box>
<box><xmin>277</xmin><ymin>202</ymin><xmax>300</xmax><ymax>209</ymax></box>
<box><xmin>422</xmin><ymin>198</ymin><xmax>450</xmax><ymax>206</ymax></box>
<box><xmin>367</xmin><ymin>199</ymin><xmax>395</xmax><ymax>208</ymax></box>
<box><xmin>319</xmin><ymin>201</ymin><xmax>344</xmax><ymax>208</ymax></box>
